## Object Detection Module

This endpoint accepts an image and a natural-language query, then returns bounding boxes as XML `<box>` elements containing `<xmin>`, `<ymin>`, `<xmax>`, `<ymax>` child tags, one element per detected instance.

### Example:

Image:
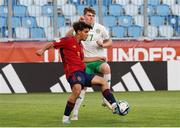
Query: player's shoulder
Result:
<box><xmin>94</xmin><ymin>23</ymin><xmax>106</xmax><ymax>30</ymax></box>
<box><xmin>54</xmin><ymin>36</ymin><xmax>75</xmax><ymax>43</ymax></box>
<box><xmin>94</xmin><ymin>23</ymin><xmax>107</xmax><ymax>32</ymax></box>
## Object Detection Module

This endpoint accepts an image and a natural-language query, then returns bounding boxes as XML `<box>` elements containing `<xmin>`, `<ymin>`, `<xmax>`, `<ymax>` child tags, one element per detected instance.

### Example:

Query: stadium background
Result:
<box><xmin>0</xmin><ymin>0</ymin><xmax>180</xmax><ymax>93</ymax></box>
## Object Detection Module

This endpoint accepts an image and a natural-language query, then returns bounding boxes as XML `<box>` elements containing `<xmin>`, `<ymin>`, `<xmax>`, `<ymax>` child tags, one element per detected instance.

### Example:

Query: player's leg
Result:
<box><xmin>71</xmin><ymin>87</ymin><xmax>87</xmax><ymax>120</ymax></box>
<box><xmin>90</xmin><ymin>75</ymin><xmax>120</xmax><ymax>114</ymax></box>
<box><xmin>99</xmin><ymin>63</ymin><xmax>112</xmax><ymax>109</ymax></box>
<box><xmin>91</xmin><ymin>75</ymin><xmax>117</xmax><ymax>109</ymax></box>
<box><xmin>71</xmin><ymin>63</ymin><xmax>94</xmax><ymax>120</ymax></box>
<box><xmin>99</xmin><ymin>63</ymin><xmax>111</xmax><ymax>88</ymax></box>
<box><xmin>62</xmin><ymin>83</ymin><xmax>82</xmax><ymax>124</ymax></box>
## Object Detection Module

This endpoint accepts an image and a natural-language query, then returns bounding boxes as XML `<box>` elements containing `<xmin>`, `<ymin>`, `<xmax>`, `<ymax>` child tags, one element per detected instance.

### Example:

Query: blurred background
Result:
<box><xmin>1</xmin><ymin>0</ymin><xmax>180</xmax><ymax>40</ymax></box>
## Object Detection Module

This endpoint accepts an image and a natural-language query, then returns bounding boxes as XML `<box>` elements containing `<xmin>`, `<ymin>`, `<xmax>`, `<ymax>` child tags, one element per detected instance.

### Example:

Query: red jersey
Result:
<box><xmin>53</xmin><ymin>36</ymin><xmax>86</xmax><ymax>78</ymax></box>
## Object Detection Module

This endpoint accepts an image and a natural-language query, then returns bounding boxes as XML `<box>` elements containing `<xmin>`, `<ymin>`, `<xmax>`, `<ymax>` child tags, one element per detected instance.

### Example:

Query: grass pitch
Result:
<box><xmin>0</xmin><ymin>91</ymin><xmax>180</xmax><ymax>127</ymax></box>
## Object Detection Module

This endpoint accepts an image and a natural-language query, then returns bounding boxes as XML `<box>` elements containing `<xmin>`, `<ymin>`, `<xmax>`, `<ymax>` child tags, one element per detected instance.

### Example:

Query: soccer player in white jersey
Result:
<box><xmin>66</xmin><ymin>7</ymin><xmax>112</xmax><ymax>120</ymax></box>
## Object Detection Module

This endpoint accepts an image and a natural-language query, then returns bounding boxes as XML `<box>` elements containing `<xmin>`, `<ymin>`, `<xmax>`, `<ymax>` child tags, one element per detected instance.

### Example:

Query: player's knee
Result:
<box><xmin>100</xmin><ymin>78</ymin><xmax>109</xmax><ymax>91</ymax></box>
<box><xmin>100</xmin><ymin>64</ymin><xmax>111</xmax><ymax>74</ymax></box>
<box><xmin>72</xmin><ymin>85</ymin><xmax>81</xmax><ymax>97</ymax></box>
<box><xmin>74</xmin><ymin>89</ymin><xmax>81</xmax><ymax>97</ymax></box>
<box><xmin>100</xmin><ymin>77</ymin><xmax>108</xmax><ymax>86</ymax></box>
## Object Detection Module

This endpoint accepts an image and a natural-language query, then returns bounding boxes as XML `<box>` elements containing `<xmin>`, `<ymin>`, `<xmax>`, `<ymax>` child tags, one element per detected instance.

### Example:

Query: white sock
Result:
<box><xmin>73</xmin><ymin>89</ymin><xmax>86</xmax><ymax>117</ymax></box>
<box><xmin>103</xmin><ymin>73</ymin><xmax>111</xmax><ymax>88</ymax></box>
<box><xmin>62</xmin><ymin>115</ymin><xmax>69</xmax><ymax>121</ymax></box>
<box><xmin>102</xmin><ymin>97</ymin><xmax>113</xmax><ymax>110</ymax></box>
<box><xmin>103</xmin><ymin>74</ymin><xmax>112</xmax><ymax>109</ymax></box>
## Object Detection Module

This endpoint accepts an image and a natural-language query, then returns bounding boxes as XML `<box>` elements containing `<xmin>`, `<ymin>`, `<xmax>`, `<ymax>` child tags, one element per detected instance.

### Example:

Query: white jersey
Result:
<box><xmin>82</xmin><ymin>23</ymin><xmax>110</xmax><ymax>57</ymax></box>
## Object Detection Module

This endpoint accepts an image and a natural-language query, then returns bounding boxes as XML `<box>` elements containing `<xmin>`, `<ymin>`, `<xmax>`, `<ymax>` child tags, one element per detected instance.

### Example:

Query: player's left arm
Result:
<box><xmin>96</xmin><ymin>26</ymin><xmax>112</xmax><ymax>48</ymax></box>
<box><xmin>96</xmin><ymin>38</ymin><xmax>112</xmax><ymax>48</ymax></box>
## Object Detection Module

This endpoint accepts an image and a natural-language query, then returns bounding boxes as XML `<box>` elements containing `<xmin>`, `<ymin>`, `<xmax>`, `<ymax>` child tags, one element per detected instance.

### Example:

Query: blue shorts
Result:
<box><xmin>67</xmin><ymin>71</ymin><xmax>95</xmax><ymax>89</ymax></box>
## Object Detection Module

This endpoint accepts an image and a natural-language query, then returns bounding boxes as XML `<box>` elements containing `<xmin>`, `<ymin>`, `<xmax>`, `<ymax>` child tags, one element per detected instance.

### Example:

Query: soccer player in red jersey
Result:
<box><xmin>36</xmin><ymin>21</ymin><xmax>119</xmax><ymax>124</ymax></box>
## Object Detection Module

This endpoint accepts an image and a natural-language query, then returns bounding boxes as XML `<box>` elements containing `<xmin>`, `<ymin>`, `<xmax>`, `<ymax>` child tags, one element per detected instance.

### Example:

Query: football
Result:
<box><xmin>117</xmin><ymin>100</ymin><xmax>130</xmax><ymax>116</ymax></box>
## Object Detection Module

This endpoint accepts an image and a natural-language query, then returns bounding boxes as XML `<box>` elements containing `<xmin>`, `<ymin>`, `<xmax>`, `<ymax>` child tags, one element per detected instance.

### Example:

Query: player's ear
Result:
<box><xmin>77</xmin><ymin>30</ymin><xmax>81</xmax><ymax>35</ymax></box>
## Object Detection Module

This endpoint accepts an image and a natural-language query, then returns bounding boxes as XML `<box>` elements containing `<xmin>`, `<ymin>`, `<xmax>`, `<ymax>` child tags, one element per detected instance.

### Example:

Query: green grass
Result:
<box><xmin>0</xmin><ymin>91</ymin><xmax>180</xmax><ymax>127</ymax></box>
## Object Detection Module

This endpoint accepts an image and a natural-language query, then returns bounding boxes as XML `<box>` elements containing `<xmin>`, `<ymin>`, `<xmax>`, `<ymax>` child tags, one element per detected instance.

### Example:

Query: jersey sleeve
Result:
<box><xmin>53</xmin><ymin>38</ymin><xmax>64</xmax><ymax>49</ymax></box>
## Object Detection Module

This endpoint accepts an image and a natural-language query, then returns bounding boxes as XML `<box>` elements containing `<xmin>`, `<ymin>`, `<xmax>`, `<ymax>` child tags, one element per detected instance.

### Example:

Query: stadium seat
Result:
<box><xmin>0</xmin><ymin>0</ymin><xmax>4</xmax><ymax>5</ymax></box>
<box><xmin>70</xmin><ymin>15</ymin><xmax>80</xmax><ymax>23</ymax></box>
<box><xmin>177</xmin><ymin>0</ymin><xmax>180</xmax><ymax>4</ymax></box>
<box><xmin>109</xmin><ymin>4</ymin><xmax>123</xmax><ymax>16</ymax></box>
<box><xmin>166</xmin><ymin>15</ymin><xmax>179</xmax><ymax>31</ymax></box>
<box><xmin>159</xmin><ymin>25</ymin><xmax>174</xmax><ymax>37</ymax></box>
<box><xmin>131</xmin><ymin>0</ymin><xmax>143</xmax><ymax>6</ymax></box>
<box><xmin>149</xmin><ymin>15</ymin><xmax>165</xmax><ymax>27</ymax></box>
<box><xmin>114</xmin><ymin>0</ymin><xmax>130</xmax><ymax>5</ymax></box>
<box><xmin>28</xmin><ymin>5</ymin><xmax>42</xmax><ymax>17</ymax></box>
<box><xmin>59</xmin><ymin>26</ymin><xmax>71</xmax><ymax>37</ymax></box>
<box><xmin>0</xmin><ymin>5</ymin><xmax>8</xmax><ymax>17</ymax></box>
<box><xmin>171</xmin><ymin>4</ymin><xmax>180</xmax><ymax>16</ymax></box>
<box><xmin>127</xmin><ymin>25</ymin><xmax>142</xmax><ymax>37</ymax></box>
<box><xmin>22</xmin><ymin>16</ymin><xmax>37</xmax><ymax>28</ymax></box>
<box><xmin>61</xmin><ymin>4</ymin><xmax>76</xmax><ymax>16</ymax></box>
<box><xmin>148</xmin><ymin>0</ymin><xmax>160</xmax><ymax>6</ymax></box>
<box><xmin>42</xmin><ymin>4</ymin><xmax>53</xmax><ymax>16</ymax></box>
<box><xmin>124</xmin><ymin>4</ymin><xmax>139</xmax><ymax>16</ymax></box>
<box><xmin>12</xmin><ymin>16</ymin><xmax>21</xmax><ymax>28</ymax></box>
<box><xmin>0</xmin><ymin>27</ymin><xmax>6</xmax><ymax>38</ymax></box>
<box><xmin>0</xmin><ymin>27</ymin><xmax>12</xmax><ymax>38</ymax></box>
<box><xmin>13</xmin><ymin>5</ymin><xmax>28</xmax><ymax>17</ymax></box>
<box><xmin>15</xmin><ymin>27</ymin><xmax>29</xmax><ymax>38</ymax></box>
<box><xmin>87</xmin><ymin>0</ymin><xmax>97</xmax><ymax>6</ymax></box>
<box><xmin>162</xmin><ymin>0</ymin><xmax>176</xmax><ymax>6</ymax></box>
<box><xmin>76</xmin><ymin>5</ymin><xmax>88</xmax><ymax>15</ymax></box>
<box><xmin>57</xmin><ymin>16</ymin><xmax>65</xmax><ymax>28</ymax></box>
<box><xmin>176</xmin><ymin>26</ymin><xmax>180</xmax><ymax>36</ymax></box>
<box><xmin>5</xmin><ymin>0</ymin><xmax>18</xmax><ymax>6</ymax></box>
<box><xmin>75</xmin><ymin>0</ymin><xmax>97</xmax><ymax>6</ymax></box>
<box><xmin>30</xmin><ymin>27</ymin><xmax>45</xmax><ymax>38</ymax></box>
<box><xmin>147</xmin><ymin>25</ymin><xmax>158</xmax><ymax>38</ymax></box>
<box><xmin>0</xmin><ymin>27</ymin><xmax>13</xmax><ymax>38</ymax></box>
<box><xmin>112</xmin><ymin>26</ymin><xmax>126</xmax><ymax>38</ymax></box>
<box><xmin>19</xmin><ymin>0</ymin><xmax>33</xmax><ymax>6</ymax></box>
<box><xmin>34</xmin><ymin>0</ymin><xmax>48</xmax><ymax>6</ymax></box>
<box><xmin>0</xmin><ymin>16</ymin><xmax>6</xmax><ymax>28</ymax></box>
<box><xmin>117</xmin><ymin>15</ymin><xmax>132</xmax><ymax>27</ymax></box>
<box><xmin>92</xmin><ymin>5</ymin><xmax>107</xmax><ymax>15</ymax></box>
<box><xmin>134</xmin><ymin>15</ymin><xmax>144</xmax><ymax>26</ymax></box>
<box><xmin>103</xmin><ymin>0</ymin><xmax>112</xmax><ymax>5</ymax></box>
<box><xmin>44</xmin><ymin>26</ymin><xmax>54</xmax><ymax>39</ymax></box>
<box><xmin>156</xmin><ymin>4</ymin><xmax>171</xmax><ymax>16</ymax></box>
<box><xmin>102</xmin><ymin>16</ymin><xmax>117</xmax><ymax>27</ymax></box>
<box><xmin>36</xmin><ymin>16</ymin><xmax>51</xmax><ymax>28</ymax></box>
<box><xmin>57</xmin><ymin>0</ymin><xmax>67</xmax><ymax>6</ymax></box>
<box><xmin>140</xmin><ymin>4</ymin><xmax>155</xmax><ymax>15</ymax></box>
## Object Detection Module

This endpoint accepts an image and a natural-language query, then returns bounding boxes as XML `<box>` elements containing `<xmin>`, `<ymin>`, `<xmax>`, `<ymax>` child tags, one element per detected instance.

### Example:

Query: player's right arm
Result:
<box><xmin>36</xmin><ymin>38</ymin><xmax>64</xmax><ymax>56</ymax></box>
<box><xmin>36</xmin><ymin>43</ymin><xmax>54</xmax><ymax>56</ymax></box>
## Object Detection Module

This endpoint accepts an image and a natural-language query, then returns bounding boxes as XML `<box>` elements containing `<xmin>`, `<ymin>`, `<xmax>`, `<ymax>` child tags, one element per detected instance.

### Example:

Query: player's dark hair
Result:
<box><xmin>83</xmin><ymin>7</ymin><xmax>96</xmax><ymax>15</ymax></box>
<box><xmin>73</xmin><ymin>21</ymin><xmax>92</xmax><ymax>33</ymax></box>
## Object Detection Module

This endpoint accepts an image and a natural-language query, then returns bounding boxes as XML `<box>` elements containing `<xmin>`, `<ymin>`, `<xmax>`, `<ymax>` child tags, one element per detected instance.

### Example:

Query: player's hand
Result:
<box><xmin>98</xmin><ymin>57</ymin><xmax>106</xmax><ymax>62</ymax></box>
<box><xmin>96</xmin><ymin>39</ymin><xmax>104</xmax><ymax>47</ymax></box>
<box><xmin>79</xmin><ymin>16</ymin><xmax>85</xmax><ymax>22</ymax></box>
<box><xmin>36</xmin><ymin>50</ymin><xmax>44</xmax><ymax>56</ymax></box>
